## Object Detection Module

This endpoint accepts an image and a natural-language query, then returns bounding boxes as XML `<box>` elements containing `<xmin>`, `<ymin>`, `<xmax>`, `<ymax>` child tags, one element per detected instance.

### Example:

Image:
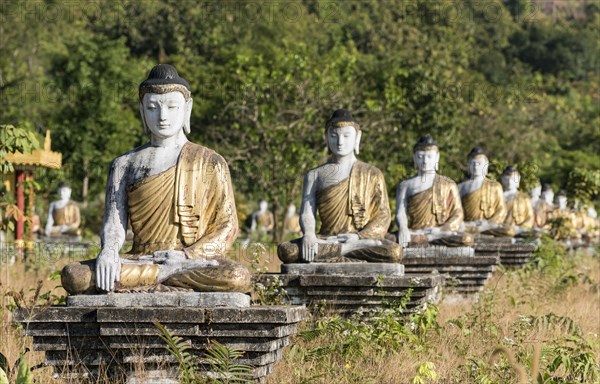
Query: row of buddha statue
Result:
<box><xmin>60</xmin><ymin>64</ymin><xmax>598</xmax><ymax>296</ymax></box>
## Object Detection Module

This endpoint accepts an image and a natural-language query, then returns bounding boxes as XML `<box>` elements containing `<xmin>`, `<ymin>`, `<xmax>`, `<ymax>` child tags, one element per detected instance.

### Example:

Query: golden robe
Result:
<box><xmin>407</xmin><ymin>175</ymin><xmax>463</xmax><ymax>231</ymax></box>
<box><xmin>51</xmin><ymin>202</ymin><xmax>81</xmax><ymax>236</ymax></box>
<box><xmin>278</xmin><ymin>161</ymin><xmax>401</xmax><ymax>263</ymax></box>
<box><xmin>504</xmin><ymin>192</ymin><xmax>534</xmax><ymax>229</ymax></box>
<box><xmin>461</xmin><ymin>178</ymin><xmax>505</xmax><ymax>223</ymax></box>
<box><xmin>547</xmin><ymin>208</ymin><xmax>577</xmax><ymax>240</ymax></box>
<box><xmin>317</xmin><ymin>161</ymin><xmax>390</xmax><ymax>239</ymax></box>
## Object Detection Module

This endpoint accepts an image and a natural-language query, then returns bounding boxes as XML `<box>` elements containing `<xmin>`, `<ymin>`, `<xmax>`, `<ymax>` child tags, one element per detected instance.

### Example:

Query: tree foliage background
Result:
<box><xmin>1</xmin><ymin>0</ymin><xmax>598</xmax><ymax>235</ymax></box>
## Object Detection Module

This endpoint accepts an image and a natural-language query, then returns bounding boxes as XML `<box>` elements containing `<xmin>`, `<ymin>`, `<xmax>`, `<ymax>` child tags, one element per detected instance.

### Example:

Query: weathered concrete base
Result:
<box><xmin>403</xmin><ymin>246</ymin><xmax>498</xmax><ymax>300</ymax></box>
<box><xmin>281</xmin><ymin>262</ymin><xmax>404</xmax><ymax>276</ymax></box>
<box><xmin>404</xmin><ymin>246</ymin><xmax>474</xmax><ymax>258</ymax></box>
<box><xmin>474</xmin><ymin>236</ymin><xmax>536</xmax><ymax>267</ymax></box>
<box><xmin>261</xmin><ymin>273</ymin><xmax>444</xmax><ymax>317</ymax></box>
<box><xmin>14</xmin><ymin>300</ymin><xmax>306</xmax><ymax>383</ymax></box>
<box><xmin>67</xmin><ymin>292</ymin><xmax>251</xmax><ymax>308</ymax></box>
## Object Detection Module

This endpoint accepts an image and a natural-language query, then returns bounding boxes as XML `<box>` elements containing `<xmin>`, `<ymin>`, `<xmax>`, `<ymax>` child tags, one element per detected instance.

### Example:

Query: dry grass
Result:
<box><xmin>267</xmin><ymin>250</ymin><xmax>600</xmax><ymax>384</ymax></box>
<box><xmin>1</xmin><ymin>246</ymin><xmax>598</xmax><ymax>383</ymax></box>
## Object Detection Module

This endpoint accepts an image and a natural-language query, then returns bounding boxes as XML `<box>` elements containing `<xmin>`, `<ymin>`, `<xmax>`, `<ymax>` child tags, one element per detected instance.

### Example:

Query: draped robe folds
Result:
<box><xmin>277</xmin><ymin>161</ymin><xmax>401</xmax><ymax>263</ymax></box>
<box><xmin>51</xmin><ymin>202</ymin><xmax>81</xmax><ymax>236</ymax></box>
<box><xmin>61</xmin><ymin>142</ymin><xmax>250</xmax><ymax>294</ymax></box>
<box><xmin>503</xmin><ymin>192</ymin><xmax>534</xmax><ymax>229</ymax></box>
<box><xmin>461</xmin><ymin>178</ymin><xmax>506</xmax><ymax>223</ymax></box>
<box><xmin>407</xmin><ymin>175</ymin><xmax>463</xmax><ymax>231</ymax></box>
<box><xmin>406</xmin><ymin>175</ymin><xmax>473</xmax><ymax>246</ymax></box>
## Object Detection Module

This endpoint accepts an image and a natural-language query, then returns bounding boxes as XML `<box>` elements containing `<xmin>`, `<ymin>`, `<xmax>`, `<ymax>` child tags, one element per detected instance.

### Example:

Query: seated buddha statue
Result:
<box><xmin>500</xmin><ymin>166</ymin><xmax>534</xmax><ymax>235</ymax></box>
<box><xmin>250</xmin><ymin>200</ymin><xmax>274</xmax><ymax>237</ymax></box>
<box><xmin>61</xmin><ymin>64</ymin><xmax>250</xmax><ymax>294</ymax></box>
<box><xmin>45</xmin><ymin>182</ymin><xmax>81</xmax><ymax>239</ymax></box>
<box><xmin>396</xmin><ymin>135</ymin><xmax>473</xmax><ymax>247</ymax></box>
<box><xmin>277</xmin><ymin>109</ymin><xmax>402</xmax><ymax>263</ymax></box>
<box><xmin>458</xmin><ymin>147</ymin><xmax>513</xmax><ymax>237</ymax></box>
<box><xmin>530</xmin><ymin>180</ymin><xmax>551</xmax><ymax>230</ymax></box>
<box><xmin>548</xmin><ymin>190</ymin><xmax>577</xmax><ymax>240</ymax></box>
<box><xmin>282</xmin><ymin>203</ymin><xmax>302</xmax><ymax>238</ymax></box>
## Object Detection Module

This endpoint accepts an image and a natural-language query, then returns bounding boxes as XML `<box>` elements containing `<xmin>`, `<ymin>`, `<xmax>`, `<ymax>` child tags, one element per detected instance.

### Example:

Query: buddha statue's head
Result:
<box><xmin>541</xmin><ymin>183</ymin><xmax>554</xmax><ymax>205</ymax></box>
<box><xmin>413</xmin><ymin>135</ymin><xmax>440</xmax><ymax>174</ymax></box>
<box><xmin>57</xmin><ymin>181</ymin><xmax>72</xmax><ymax>202</ymax></box>
<box><xmin>259</xmin><ymin>200</ymin><xmax>268</xmax><ymax>212</ymax></box>
<box><xmin>466</xmin><ymin>146</ymin><xmax>489</xmax><ymax>178</ymax></box>
<box><xmin>287</xmin><ymin>203</ymin><xmax>296</xmax><ymax>215</ymax></box>
<box><xmin>501</xmin><ymin>165</ymin><xmax>520</xmax><ymax>193</ymax></box>
<box><xmin>139</xmin><ymin>64</ymin><xmax>193</xmax><ymax>138</ymax></box>
<box><xmin>530</xmin><ymin>179</ymin><xmax>542</xmax><ymax>200</ymax></box>
<box><xmin>555</xmin><ymin>190</ymin><xmax>568</xmax><ymax>210</ymax></box>
<box><xmin>325</xmin><ymin>109</ymin><xmax>361</xmax><ymax>157</ymax></box>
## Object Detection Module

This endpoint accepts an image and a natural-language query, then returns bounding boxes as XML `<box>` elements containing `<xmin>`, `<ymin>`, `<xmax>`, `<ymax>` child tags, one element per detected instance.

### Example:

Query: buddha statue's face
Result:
<box><xmin>530</xmin><ymin>185</ymin><xmax>541</xmax><ymax>199</ymax></box>
<box><xmin>141</xmin><ymin>92</ymin><xmax>189</xmax><ymax>139</ymax></box>
<box><xmin>413</xmin><ymin>149</ymin><xmax>439</xmax><ymax>173</ymax></box>
<box><xmin>501</xmin><ymin>172</ymin><xmax>520</xmax><ymax>192</ymax></box>
<box><xmin>287</xmin><ymin>204</ymin><xmax>296</xmax><ymax>215</ymax></box>
<box><xmin>542</xmin><ymin>190</ymin><xmax>554</xmax><ymax>204</ymax></box>
<box><xmin>58</xmin><ymin>187</ymin><xmax>71</xmax><ymax>201</ymax></box>
<box><xmin>259</xmin><ymin>200</ymin><xmax>268</xmax><ymax>212</ymax></box>
<box><xmin>327</xmin><ymin>126</ymin><xmax>361</xmax><ymax>157</ymax></box>
<box><xmin>556</xmin><ymin>196</ymin><xmax>567</xmax><ymax>210</ymax></box>
<box><xmin>467</xmin><ymin>155</ymin><xmax>488</xmax><ymax>178</ymax></box>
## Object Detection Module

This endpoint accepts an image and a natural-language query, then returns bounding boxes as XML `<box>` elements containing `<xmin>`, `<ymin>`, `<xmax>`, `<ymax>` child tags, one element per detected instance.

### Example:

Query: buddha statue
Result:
<box><xmin>396</xmin><ymin>135</ymin><xmax>473</xmax><ymax>247</ymax></box>
<box><xmin>500</xmin><ymin>166</ymin><xmax>534</xmax><ymax>234</ymax></box>
<box><xmin>530</xmin><ymin>180</ymin><xmax>547</xmax><ymax>230</ymax></box>
<box><xmin>458</xmin><ymin>147</ymin><xmax>512</xmax><ymax>237</ymax></box>
<box><xmin>45</xmin><ymin>182</ymin><xmax>81</xmax><ymax>239</ymax></box>
<box><xmin>282</xmin><ymin>203</ymin><xmax>301</xmax><ymax>238</ymax></box>
<box><xmin>277</xmin><ymin>109</ymin><xmax>402</xmax><ymax>263</ymax></box>
<box><xmin>61</xmin><ymin>64</ymin><xmax>250</xmax><ymax>294</ymax></box>
<box><xmin>548</xmin><ymin>190</ymin><xmax>577</xmax><ymax>240</ymax></box>
<box><xmin>250</xmin><ymin>200</ymin><xmax>274</xmax><ymax>236</ymax></box>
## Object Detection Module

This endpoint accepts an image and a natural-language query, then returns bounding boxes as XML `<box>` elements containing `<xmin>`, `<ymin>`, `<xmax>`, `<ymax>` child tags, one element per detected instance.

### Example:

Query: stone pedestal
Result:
<box><xmin>13</xmin><ymin>293</ymin><xmax>306</xmax><ymax>383</ymax></box>
<box><xmin>474</xmin><ymin>235</ymin><xmax>536</xmax><ymax>267</ymax></box>
<box><xmin>402</xmin><ymin>246</ymin><xmax>498</xmax><ymax>301</ymax></box>
<box><xmin>264</xmin><ymin>263</ymin><xmax>443</xmax><ymax>317</ymax></box>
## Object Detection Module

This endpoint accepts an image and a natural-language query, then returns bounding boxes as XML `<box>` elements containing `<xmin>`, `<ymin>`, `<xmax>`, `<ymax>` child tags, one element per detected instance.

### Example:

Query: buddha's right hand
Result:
<box><xmin>96</xmin><ymin>249</ymin><xmax>121</xmax><ymax>292</ymax></box>
<box><xmin>398</xmin><ymin>230</ymin><xmax>410</xmax><ymax>248</ymax></box>
<box><xmin>302</xmin><ymin>234</ymin><xmax>318</xmax><ymax>262</ymax></box>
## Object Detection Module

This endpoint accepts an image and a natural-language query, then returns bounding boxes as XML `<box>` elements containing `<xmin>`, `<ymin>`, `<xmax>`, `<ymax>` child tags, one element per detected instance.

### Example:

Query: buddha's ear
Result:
<box><xmin>183</xmin><ymin>98</ymin><xmax>193</xmax><ymax>135</ymax></box>
<box><xmin>354</xmin><ymin>130</ymin><xmax>362</xmax><ymax>155</ymax></box>
<box><xmin>434</xmin><ymin>151</ymin><xmax>440</xmax><ymax>171</ymax></box>
<box><xmin>139</xmin><ymin>101</ymin><xmax>149</xmax><ymax>135</ymax></box>
<box><xmin>482</xmin><ymin>159</ymin><xmax>489</xmax><ymax>177</ymax></box>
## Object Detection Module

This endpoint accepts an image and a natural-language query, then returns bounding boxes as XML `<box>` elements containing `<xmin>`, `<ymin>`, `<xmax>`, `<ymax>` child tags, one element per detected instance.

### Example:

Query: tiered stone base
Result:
<box><xmin>403</xmin><ymin>246</ymin><xmax>498</xmax><ymax>300</ymax></box>
<box><xmin>474</xmin><ymin>236</ymin><xmax>536</xmax><ymax>267</ymax></box>
<box><xmin>263</xmin><ymin>263</ymin><xmax>444</xmax><ymax>317</ymax></box>
<box><xmin>13</xmin><ymin>293</ymin><xmax>306</xmax><ymax>383</ymax></box>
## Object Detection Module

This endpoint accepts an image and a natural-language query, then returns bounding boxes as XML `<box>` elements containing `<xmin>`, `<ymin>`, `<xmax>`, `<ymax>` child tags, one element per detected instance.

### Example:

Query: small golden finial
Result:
<box><xmin>44</xmin><ymin>130</ymin><xmax>51</xmax><ymax>151</ymax></box>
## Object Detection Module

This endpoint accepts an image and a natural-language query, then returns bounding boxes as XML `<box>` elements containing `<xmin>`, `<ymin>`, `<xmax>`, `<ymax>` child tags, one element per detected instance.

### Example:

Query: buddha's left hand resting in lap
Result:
<box><xmin>61</xmin><ymin>64</ymin><xmax>250</xmax><ymax>294</ymax></box>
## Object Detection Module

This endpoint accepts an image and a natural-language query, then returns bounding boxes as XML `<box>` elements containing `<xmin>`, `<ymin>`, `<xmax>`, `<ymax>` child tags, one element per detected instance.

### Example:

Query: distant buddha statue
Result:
<box><xmin>45</xmin><ymin>182</ymin><xmax>81</xmax><ymax>239</ymax></box>
<box><xmin>250</xmin><ymin>200</ymin><xmax>274</xmax><ymax>236</ymax></box>
<box><xmin>548</xmin><ymin>190</ymin><xmax>577</xmax><ymax>240</ymax></box>
<box><xmin>278</xmin><ymin>109</ymin><xmax>402</xmax><ymax>263</ymax></box>
<box><xmin>61</xmin><ymin>64</ymin><xmax>250</xmax><ymax>294</ymax></box>
<box><xmin>530</xmin><ymin>180</ymin><xmax>552</xmax><ymax>230</ymax></box>
<box><xmin>282</xmin><ymin>203</ymin><xmax>301</xmax><ymax>238</ymax></box>
<box><xmin>500</xmin><ymin>166</ymin><xmax>534</xmax><ymax>234</ymax></box>
<box><xmin>458</xmin><ymin>147</ymin><xmax>512</xmax><ymax>237</ymax></box>
<box><xmin>396</xmin><ymin>135</ymin><xmax>473</xmax><ymax>247</ymax></box>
